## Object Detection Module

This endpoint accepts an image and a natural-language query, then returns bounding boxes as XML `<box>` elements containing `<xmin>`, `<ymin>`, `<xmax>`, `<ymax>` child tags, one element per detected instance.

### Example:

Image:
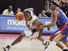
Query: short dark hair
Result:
<box><xmin>23</xmin><ymin>10</ymin><xmax>31</xmax><ymax>15</ymax></box>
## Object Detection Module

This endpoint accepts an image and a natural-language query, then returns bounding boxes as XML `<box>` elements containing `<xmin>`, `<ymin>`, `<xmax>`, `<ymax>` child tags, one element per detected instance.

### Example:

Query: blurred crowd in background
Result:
<box><xmin>1</xmin><ymin>0</ymin><xmax>68</xmax><ymax>18</ymax></box>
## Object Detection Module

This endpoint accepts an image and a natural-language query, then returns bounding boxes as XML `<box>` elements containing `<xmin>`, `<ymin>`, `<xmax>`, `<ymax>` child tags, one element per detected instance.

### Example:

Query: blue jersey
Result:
<box><xmin>55</xmin><ymin>7</ymin><xmax>68</xmax><ymax>28</ymax></box>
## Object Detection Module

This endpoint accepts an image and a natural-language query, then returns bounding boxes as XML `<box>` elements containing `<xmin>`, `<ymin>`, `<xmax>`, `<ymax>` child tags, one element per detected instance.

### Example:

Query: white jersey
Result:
<box><xmin>24</xmin><ymin>9</ymin><xmax>39</xmax><ymax>37</ymax></box>
<box><xmin>23</xmin><ymin>15</ymin><xmax>38</xmax><ymax>37</ymax></box>
<box><xmin>24</xmin><ymin>8</ymin><xmax>38</xmax><ymax>27</ymax></box>
<box><xmin>27</xmin><ymin>15</ymin><xmax>38</xmax><ymax>28</ymax></box>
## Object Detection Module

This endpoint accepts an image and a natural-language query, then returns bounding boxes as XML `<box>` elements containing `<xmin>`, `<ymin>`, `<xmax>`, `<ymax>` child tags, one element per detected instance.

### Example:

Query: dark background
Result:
<box><xmin>0</xmin><ymin>0</ymin><xmax>45</xmax><ymax>15</ymax></box>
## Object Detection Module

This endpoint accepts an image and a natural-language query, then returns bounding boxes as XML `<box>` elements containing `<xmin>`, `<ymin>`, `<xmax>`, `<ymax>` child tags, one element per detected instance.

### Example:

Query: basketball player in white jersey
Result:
<box><xmin>3</xmin><ymin>9</ymin><xmax>49</xmax><ymax>51</ymax></box>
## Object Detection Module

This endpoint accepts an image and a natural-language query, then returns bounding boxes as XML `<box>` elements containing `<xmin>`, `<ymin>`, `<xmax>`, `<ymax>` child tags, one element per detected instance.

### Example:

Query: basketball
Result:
<box><xmin>16</xmin><ymin>12</ymin><xmax>25</xmax><ymax>21</ymax></box>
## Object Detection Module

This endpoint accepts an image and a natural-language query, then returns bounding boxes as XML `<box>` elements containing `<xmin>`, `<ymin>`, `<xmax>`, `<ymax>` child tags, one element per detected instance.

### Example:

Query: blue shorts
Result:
<box><xmin>62</xmin><ymin>25</ymin><xmax>68</xmax><ymax>36</ymax></box>
<box><xmin>60</xmin><ymin>24</ymin><xmax>68</xmax><ymax>42</ymax></box>
<box><xmin>61</xmin><ymin>36</ymin><xmax>68</xmax><ymax>42</ymax></box>
<box><xmin>61</xmin><ymin>26</ymin><xmax>68</xmax><ymax>42</ymax></box>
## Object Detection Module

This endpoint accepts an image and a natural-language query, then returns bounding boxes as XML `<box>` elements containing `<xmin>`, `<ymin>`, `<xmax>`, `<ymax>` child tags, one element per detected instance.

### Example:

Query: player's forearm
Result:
<box><xmin>36</xmin><ymin>24</ymin><xmax>43</xmax><ymax>31</ymax></box>
<box><xmin>43</xmin><ymin>23</ymin><xmax>56</xmax><ymax>28</ymax></box>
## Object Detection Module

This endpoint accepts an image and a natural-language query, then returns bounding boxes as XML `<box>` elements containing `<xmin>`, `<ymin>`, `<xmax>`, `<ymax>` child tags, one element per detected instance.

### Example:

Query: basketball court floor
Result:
<box><xmin>0</xmin><ymin>34</ymin><xmax>62</xmax><ymax>51</ymax></box>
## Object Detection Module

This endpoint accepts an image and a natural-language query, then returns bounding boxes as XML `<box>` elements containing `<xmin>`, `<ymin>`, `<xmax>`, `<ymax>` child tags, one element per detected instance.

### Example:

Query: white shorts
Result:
<box><xmin>23</xmin><ymin>30</ymin><xmax>32</xmax><ymax>37</ymax></box>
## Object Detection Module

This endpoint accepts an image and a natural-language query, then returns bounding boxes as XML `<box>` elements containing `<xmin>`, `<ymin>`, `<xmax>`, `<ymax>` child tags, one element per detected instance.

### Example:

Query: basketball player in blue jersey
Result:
<box><xmin>45</xmin><ymin>1</ymin><xmax>68</xmax><ymax>51</ymax></box>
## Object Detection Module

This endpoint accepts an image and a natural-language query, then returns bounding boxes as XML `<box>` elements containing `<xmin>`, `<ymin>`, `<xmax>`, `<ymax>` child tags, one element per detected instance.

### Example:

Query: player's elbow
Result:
<box><xmin>36</xmin><ymin>25</ymin><xmax>43</xmax><ymax>31</ymax></box>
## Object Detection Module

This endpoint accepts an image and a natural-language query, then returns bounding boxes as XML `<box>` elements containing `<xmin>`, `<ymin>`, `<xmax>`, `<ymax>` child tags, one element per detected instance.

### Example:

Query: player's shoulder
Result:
<box><xmin>3</xmin><ymin>9</ymin><xmax>8</xmax><ymax>12</ymax></box>
<box><xmin>51</xmin><ymin>10</ymin><xmax>59</xmax><ymax>18</ymax></box>
<box><xmin>54</xmin><ymin>10</ymin><xmax>59</xmax><ymax>14</ymax></box>
<box><xmin>32</xmin><ymin>15</ymin><xmax>38</xmax><ymax>19</ymax></box>
<box><xmin>53</xmin><ymin>10</ymin><xmax>59</xmax><ymax>16</ymax></box>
